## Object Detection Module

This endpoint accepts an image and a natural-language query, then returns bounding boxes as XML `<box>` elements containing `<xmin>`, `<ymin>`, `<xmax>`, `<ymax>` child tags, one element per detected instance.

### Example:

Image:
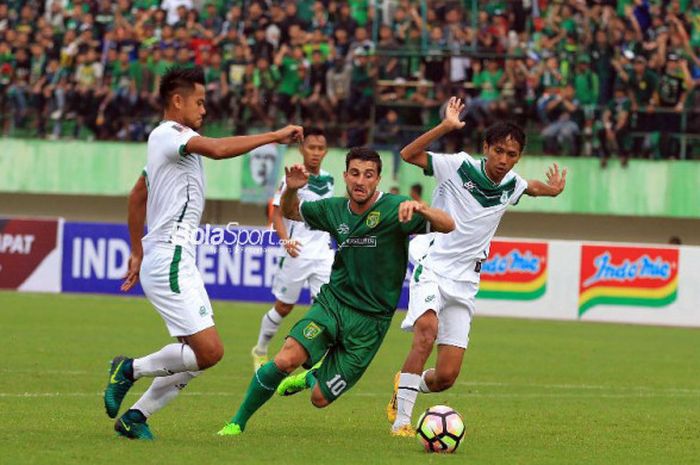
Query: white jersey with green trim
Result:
<box><xmin>272</xmin><ymin>170</ymin><xmax>334</xmax><ymax>260</ymax></box>
<box><xmin>418</xmin><ymin>151</ymin><xmax>528</xmax><ymax>282</ymax></box>
<box><xmin>142</xmin><ymin>120</ymin><xmax>203</xmax><ymax>258</ymax></box>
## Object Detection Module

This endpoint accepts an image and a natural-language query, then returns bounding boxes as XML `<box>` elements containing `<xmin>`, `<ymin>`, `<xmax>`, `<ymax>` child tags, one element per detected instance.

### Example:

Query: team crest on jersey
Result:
<box><xmin>463</xmin><ymin>180</ymin><xmax>476</xmax><ymax>191</ymax></box>
<box><xmin>303</xmin><ymin>322</ymin><xmax>322</xmax><ymax>340</ymax></box>
<box><xmin>366</xmin><ymin>211</ymin><xmax>381</xmax><ymax>228</ymax></box>
<box><xmin>500</xmin><ymin>191</ymin><xmax>510</xmax><ymax>204</ymax></box>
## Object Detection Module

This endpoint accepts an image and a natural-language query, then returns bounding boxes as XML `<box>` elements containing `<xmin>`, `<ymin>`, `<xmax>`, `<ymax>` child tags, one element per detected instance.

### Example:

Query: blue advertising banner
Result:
<box><xmin>61</xmin><ymin>221</ymin><xmax>411</xmax><ymax>307</ymax></box>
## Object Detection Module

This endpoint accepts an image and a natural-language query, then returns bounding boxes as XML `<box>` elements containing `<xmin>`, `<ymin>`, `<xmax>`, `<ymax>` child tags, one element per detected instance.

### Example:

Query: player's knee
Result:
<box><xmin>413</xmin><ymin>314</ymin><xmax>438</xmax><ymax>351</ymax></box>
<box><xmin>195</xmin><ymin>343</ymin><xmax>224</xmax><ymax>369</ymax></box>
<box><xmin>273</xmin><ymin>353</ymin><xmax>301</xmax><ymax>374</ymax></box>
<box><xmin>275</xmin><ymin>301</ymin><xmax>294</xmax><ymax>317</ymax></box>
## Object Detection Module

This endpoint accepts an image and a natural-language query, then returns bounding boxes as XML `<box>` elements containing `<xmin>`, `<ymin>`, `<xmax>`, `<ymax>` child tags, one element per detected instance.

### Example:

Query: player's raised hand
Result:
<box><xmin>545</xmin><ymin>163</ymin><xmax>567</xmax><ymax>195</ymax></box>
<box><xmin>285</xmin><ymin>164</ymin><xmax>310</xmax><ymax>189</ymax></box>
<box><xmin>398</xmin><ymin>200</ymin><xmax>426</xmax><ymax>223</ymax></box>
<box><xmin>284</xmin><ymin>239</ymin><xmax>302</xmax><ymax>258</ymax></box>
<box><xmin>274</xmin><ymin>125</ymin><xmax>304</xmax><ymax>144</ymax></box>
<box><xmin>120</xmin><ymin>252</ymin><xmax>142</xmax><ymax>292</ymax></box>
<box><xmin>442</xmin><ymin>97</ymin><xmax>466</xmax><ymax>131</ymax></box>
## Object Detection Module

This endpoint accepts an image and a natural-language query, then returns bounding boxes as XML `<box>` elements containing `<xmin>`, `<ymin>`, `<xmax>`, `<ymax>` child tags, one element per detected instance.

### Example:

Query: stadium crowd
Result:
<box><xmin>0</xmin><ymin>0</ymin><xmax>699</xmax><ymax>161</ymax></box>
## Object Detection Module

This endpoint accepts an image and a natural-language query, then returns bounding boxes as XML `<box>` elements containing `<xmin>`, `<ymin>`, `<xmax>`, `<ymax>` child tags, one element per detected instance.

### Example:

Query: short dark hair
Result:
<box><xmin>304</xmin><ymin>127</ymin><xmax>326</xmax><ymax>139</ymax></box>
<box><xmin>345</xmin><ymin>147</ymin><xmax>382</xmax><ymax>174</ymax></box>
<box><xmin>483</xmin><ymin>121</ymin><xmax>526</xmax><ymax>153</ymax></box>
<box><xmin>410</xmin><ymin>183</ymin><xmax>423</xmax><ymax>196</ymax></box>
<box><xmin>159</xmin><ymin>66</ymin><xmax>205</xmax><ymax>107</ymax></box>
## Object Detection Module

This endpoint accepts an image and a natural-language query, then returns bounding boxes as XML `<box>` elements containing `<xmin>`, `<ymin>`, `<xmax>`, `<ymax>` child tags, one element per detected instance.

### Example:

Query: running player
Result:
<box><xmin>387</xmin><ymin>97</ymin><xmax>567</xmax><ymax>436</ymax></box>
<box><xmin>251</xmin><ymin>127</ymin><xmax>335</xmax><ymax>371</ymax></box>
<box><xmin>217</xmin><ymin>147</ymin><xmax>455</xmax><ymax>436</ymax></box>
<box><xmin>103</xmin><ymin>66</ymin><xmax>303</xmax><ymax>440</ymax></box>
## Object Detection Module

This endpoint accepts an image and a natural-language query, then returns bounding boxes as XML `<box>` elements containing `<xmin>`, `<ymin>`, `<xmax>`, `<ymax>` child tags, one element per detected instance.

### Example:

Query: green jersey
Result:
<box><xmin>300</xmin><ymin>193</ymin><xmax>428</xmax><ymax>318</ymax></box>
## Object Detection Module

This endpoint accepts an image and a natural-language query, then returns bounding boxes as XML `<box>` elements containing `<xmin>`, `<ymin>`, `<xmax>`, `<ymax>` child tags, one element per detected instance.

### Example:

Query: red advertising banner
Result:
<box><xmin>0</xmin><ymin>218</ymin><xmax>60</xmax><ymax>289</ymax></box>
<box><xmin>578</xmin><ymin>245</ymin><xmax>679</xmax><ymax>316</ymax></box>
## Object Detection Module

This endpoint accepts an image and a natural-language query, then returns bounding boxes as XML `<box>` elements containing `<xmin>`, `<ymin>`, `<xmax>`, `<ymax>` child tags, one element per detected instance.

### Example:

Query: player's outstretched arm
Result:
<box><xmin>185</xmin><ymin>125</ymin><xmax>304</xmax><ymax>160</ymax></box>
<box><xmin>526</xmin><ymin>163</ymin><xmax>567</xmax><ymax>197</ymax></box>
<box><xmin>398</xmin><ymin>200</ymin><xmax>455</xmax><ymax>233</ymax></box>
<box><xmin>122</xmin><ymin>174</ymin><xmax>147</xmax><ymax>292</ymax></box>
<box><xmin>280</xmin><ymin>164</ymin><xmax>310</xmax><ymax>222</ymax></box>
<box><xmin>400</xmin><ymin>96</ymin><xmax>465</xmax><ymax>170</ymax></box>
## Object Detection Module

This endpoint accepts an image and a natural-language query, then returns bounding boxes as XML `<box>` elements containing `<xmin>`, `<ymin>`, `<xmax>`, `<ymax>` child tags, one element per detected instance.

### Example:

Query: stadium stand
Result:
<box><xmin>0</xmin><ymin>0</ymin><xmax>698</xmax><ymax>161</ymax></box>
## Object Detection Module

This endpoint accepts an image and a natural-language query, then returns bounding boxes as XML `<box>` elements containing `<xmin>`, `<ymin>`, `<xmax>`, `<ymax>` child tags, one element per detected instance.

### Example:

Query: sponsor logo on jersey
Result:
<box><xmin>303</xmin><ymin>322</ymin><xmax>322</xmax><ymax>339</ymax></box>
<box><xmin>199</xmin><ymin>306</ymin><xmax>207</xmax><ymax>316</ymax></box>
<box><xmin>366</xmin><ymin>211</ymin><xmax>381</xmax><ymax>228</ymax></box>
<box><xmin>500</xmin><ymin>191</ymin><xmax>509</xmax><ymax>205</ymax></box>
<box><xmin>341</xmin><ymin>236</ymin><xmax>377</xmax><ymax>248</ymax></box>
<box><xmin>578</xmin><ymin>245</ymin><xmax>679</xmax><ymax>316</ymax></box>
<box><xmin>337</xmin><ymin>223</ymin><xmax>350</xmax><ymax>235</ymax></box>
<box><xmin>478</xmin><ymin>241</ymin><xmax>548</xmax><ymax>301</ymax></box>
<box><xmin>462</xmin><ymin>180</ymin><xmax>476</xmax><ymax>192</ymax></box>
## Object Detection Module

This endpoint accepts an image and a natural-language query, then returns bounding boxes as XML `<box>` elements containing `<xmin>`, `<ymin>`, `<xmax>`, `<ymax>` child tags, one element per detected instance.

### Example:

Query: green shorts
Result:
<box><xmin>288</xmin><ymin>290</ymin><xmax>391</xmax><ymax>403</ymax></box>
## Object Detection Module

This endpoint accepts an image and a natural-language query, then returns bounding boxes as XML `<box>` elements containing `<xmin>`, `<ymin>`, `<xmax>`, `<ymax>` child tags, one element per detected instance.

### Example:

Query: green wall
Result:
<box><xmin>1</xmin><ymin>138</ymin><xmax>699</xmax><ymax>218</ymax></box>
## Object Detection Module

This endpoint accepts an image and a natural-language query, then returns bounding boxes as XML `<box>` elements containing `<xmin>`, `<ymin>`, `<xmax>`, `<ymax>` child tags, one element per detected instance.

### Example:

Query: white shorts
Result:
<box><xmin>140</xmin><ymin>245</ymin><xmax>214</xmax><ymax>337</ymax></box>
<box><xmin>272</xmin><ymin>255</ymin><xmax>333</xmax><ymax>304</ymax></box>
<box><xmin>401</xmin><ymin>265</ymin><xmax>477</xmax><ymax>349</ymax></box>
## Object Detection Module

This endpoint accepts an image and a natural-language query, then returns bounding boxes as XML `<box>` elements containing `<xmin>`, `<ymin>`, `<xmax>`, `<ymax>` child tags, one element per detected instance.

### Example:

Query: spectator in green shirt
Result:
<box><xmin>468</xmin><ymin>59</ymin><xmax>506</xmax><ymax>127</ymax></box>
<box><xmin>598</xmin><ymin>84</ymin><xmax>632</xmax><ymax>168</ymax></box>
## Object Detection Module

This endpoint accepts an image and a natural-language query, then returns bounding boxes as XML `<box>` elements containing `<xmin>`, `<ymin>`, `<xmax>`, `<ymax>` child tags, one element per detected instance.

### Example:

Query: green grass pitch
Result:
<box><xmin>1</xmin><ymin>291</ymin><xmax>699</xmax><ymax>465</ymax></box>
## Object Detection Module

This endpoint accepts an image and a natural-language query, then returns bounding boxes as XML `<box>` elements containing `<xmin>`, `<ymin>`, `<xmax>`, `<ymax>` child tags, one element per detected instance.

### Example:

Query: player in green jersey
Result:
<box><xmin>217</xmin><ymin>147</ymin><xmax>455</xmax><ymax>436</ymax></box>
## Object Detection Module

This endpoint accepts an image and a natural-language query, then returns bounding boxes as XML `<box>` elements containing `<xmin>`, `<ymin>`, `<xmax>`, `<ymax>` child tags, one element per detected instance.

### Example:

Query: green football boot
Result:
<box><xmin>104</xmin><ymin>355</ymin><xmax>135</xmax><ymax>418</ymax></box>
<box><xmin>114</xmin><ymin>409</ymin><xmax>154</xmax><ymax>440</ymax></box>
<box><xmin>277</xmin><ymin>369</ymin><xmax>312</xmax><ymax>396</ymax></box>
<box><xmin>217</xmin><ymin>423</ymin><xmax>243</xmax><ymax>436</ymax></box>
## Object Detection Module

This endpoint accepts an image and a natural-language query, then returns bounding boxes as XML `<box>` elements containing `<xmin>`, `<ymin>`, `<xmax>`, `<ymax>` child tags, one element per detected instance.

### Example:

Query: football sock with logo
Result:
<box><xmin>419</xmin><ymin>368</ymin><xmax>434</xmax><ymax>393</ymax></box>
<box><xmin>131</xmin><ymin>370</ymin><xmax>201</xmax><ymax>417</ymax></box>
<box><xmin>132</xmin><ymin>343</ymin><xmax>199</xmax><ymax>379</ymax></box>
<box><xmin>394</xmin><ymin>372</ymin><xmax>421</xmax><ymax>427</ymax></box>
<box><xmin>232</xmin><ymin>361</ymin><xmax>288</xmax><ymax>430</ymax></box>
<box><xmin>255</xmin><ymin>308</ymin><xmax>284</xmax><ymax>354</ymax></box>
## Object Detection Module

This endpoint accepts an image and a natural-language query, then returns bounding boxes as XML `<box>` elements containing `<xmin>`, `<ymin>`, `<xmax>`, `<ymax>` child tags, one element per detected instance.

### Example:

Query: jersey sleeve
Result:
<box><xmin>156</xmin><ymin>123</ymin><xmax>199</xmax><ymax>163</ymax></box>
<box><xmin>510</xmin><ymin>173</ymin><xmax>529</xmax><ymax>206</ymax></box>
<box><xmin>271</xmin><ymin>178</ymin><xmax>286</xmax><ymax>207</ymax></box>
<box><xmin>299</xmin><ymin>198</ymin><xmax>333</xmax><ymax>232</ymax></box>
<box><xmin>424</xmin><ymin>151</ymin><xmax>465</xmax><ymax>184</ymax></box>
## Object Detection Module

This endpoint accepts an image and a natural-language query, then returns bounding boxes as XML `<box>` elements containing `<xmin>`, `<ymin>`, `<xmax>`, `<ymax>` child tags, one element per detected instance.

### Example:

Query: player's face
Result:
<box><xmin>180</xmin><ymin>83</ymin><xmax>207</xmax><ymax>130</ymax></box>
<box><xmin>482</xmin><ymin>136</ymin><xmax>522</xmax><ymax>183</ymax></box>
<box><xmin>344</xmin><ymin>159</ymin><xmax>381</xmax><ymax>205</ymax></box>
<box><xmin>300</xmin><ymin>135</ymin><xmax>328</xmax><ymax>172</ymax></box>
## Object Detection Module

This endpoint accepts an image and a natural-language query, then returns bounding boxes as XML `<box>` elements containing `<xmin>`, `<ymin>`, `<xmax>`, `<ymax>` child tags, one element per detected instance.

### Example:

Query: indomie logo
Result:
<box><xmin>481</xmin><ymin>250</ymin><xmax>542</xmax><ymax>275</ymax></box>
<box><xmin>583</xmin><ymin>253</ymin><xmax>672</xmax><ymax>287</ymax></box>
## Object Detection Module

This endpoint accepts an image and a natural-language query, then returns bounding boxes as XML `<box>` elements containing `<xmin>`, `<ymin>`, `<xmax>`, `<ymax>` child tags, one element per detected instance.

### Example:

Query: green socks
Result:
<box><xmin>232</xmin><ymin>361</ymin><xmax>288</xmax><ymax>430</ymax></box>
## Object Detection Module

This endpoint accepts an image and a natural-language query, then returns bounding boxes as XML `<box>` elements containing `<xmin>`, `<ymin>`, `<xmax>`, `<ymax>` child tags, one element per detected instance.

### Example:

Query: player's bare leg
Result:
<box><xmin>422</xmin><ymin>344</ymin><xmax>465</xmax><ymax>392</ymax></box>
<box><xmin>252</xmin><ymin>300</ymin><xmax>294</xmax><ymax>371</ymax></box>
<box><xmin>219</xmin><ymin>337</ymin><xmax>307</xmax><ymax>436</ymax></box>
<box><xmin>389</xmin><ymin>311</ymin><xmax>438</xmax><ymax>434</ymax></box>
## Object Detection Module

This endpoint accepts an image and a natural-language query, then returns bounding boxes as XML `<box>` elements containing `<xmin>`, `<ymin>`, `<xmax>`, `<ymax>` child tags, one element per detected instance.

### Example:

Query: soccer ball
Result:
<box><xmin>416</xmin><ymin>405</ymin><xmax>466</xmax><ymax>453</ymax></box>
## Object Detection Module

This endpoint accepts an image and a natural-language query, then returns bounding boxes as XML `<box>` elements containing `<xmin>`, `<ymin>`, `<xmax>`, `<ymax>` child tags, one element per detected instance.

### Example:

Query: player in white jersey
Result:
<box><xmin>387</xmin><ymin>97</ymin><xmax>568</xmax><ymax>436</ymax></box>
<box><xmin>103</xmin><ymin>66</ymin><xmax>304</xmax><ymax>440</ymax></box>
<box><xmin>251</xmin><ymin>128</ymin><xmax>335</xmax><ymax>370</ymax></box>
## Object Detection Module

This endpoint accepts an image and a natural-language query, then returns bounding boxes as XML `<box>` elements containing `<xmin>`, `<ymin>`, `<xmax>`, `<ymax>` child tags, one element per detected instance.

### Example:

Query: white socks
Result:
<box><xmin>419</xmin><ymin>368</ymin><xmax>434</xmax><ymax>393</ymax></box>
<box><xmin>394</xmin><ymin>373</ymin><xmax>421</xmax><ymax>427</ymax></box>
<box><xmin>132</xmin><ymin>343</ymin><xmax>199</xmax><ymax>379</ymax></box>
<box><xmin>132</xmin><ymin>370</ymin><xmax>201</xmax><ymax>418</ymax></box>
<box><xmin>255</xmin><ymin>308</ymin><xmax>284</xmax><ymax>354</ymax></box>
<box><xmin>394</xmin><ymin>370</ymin><xmax>435</xmax><ymax>428</ymax></box>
